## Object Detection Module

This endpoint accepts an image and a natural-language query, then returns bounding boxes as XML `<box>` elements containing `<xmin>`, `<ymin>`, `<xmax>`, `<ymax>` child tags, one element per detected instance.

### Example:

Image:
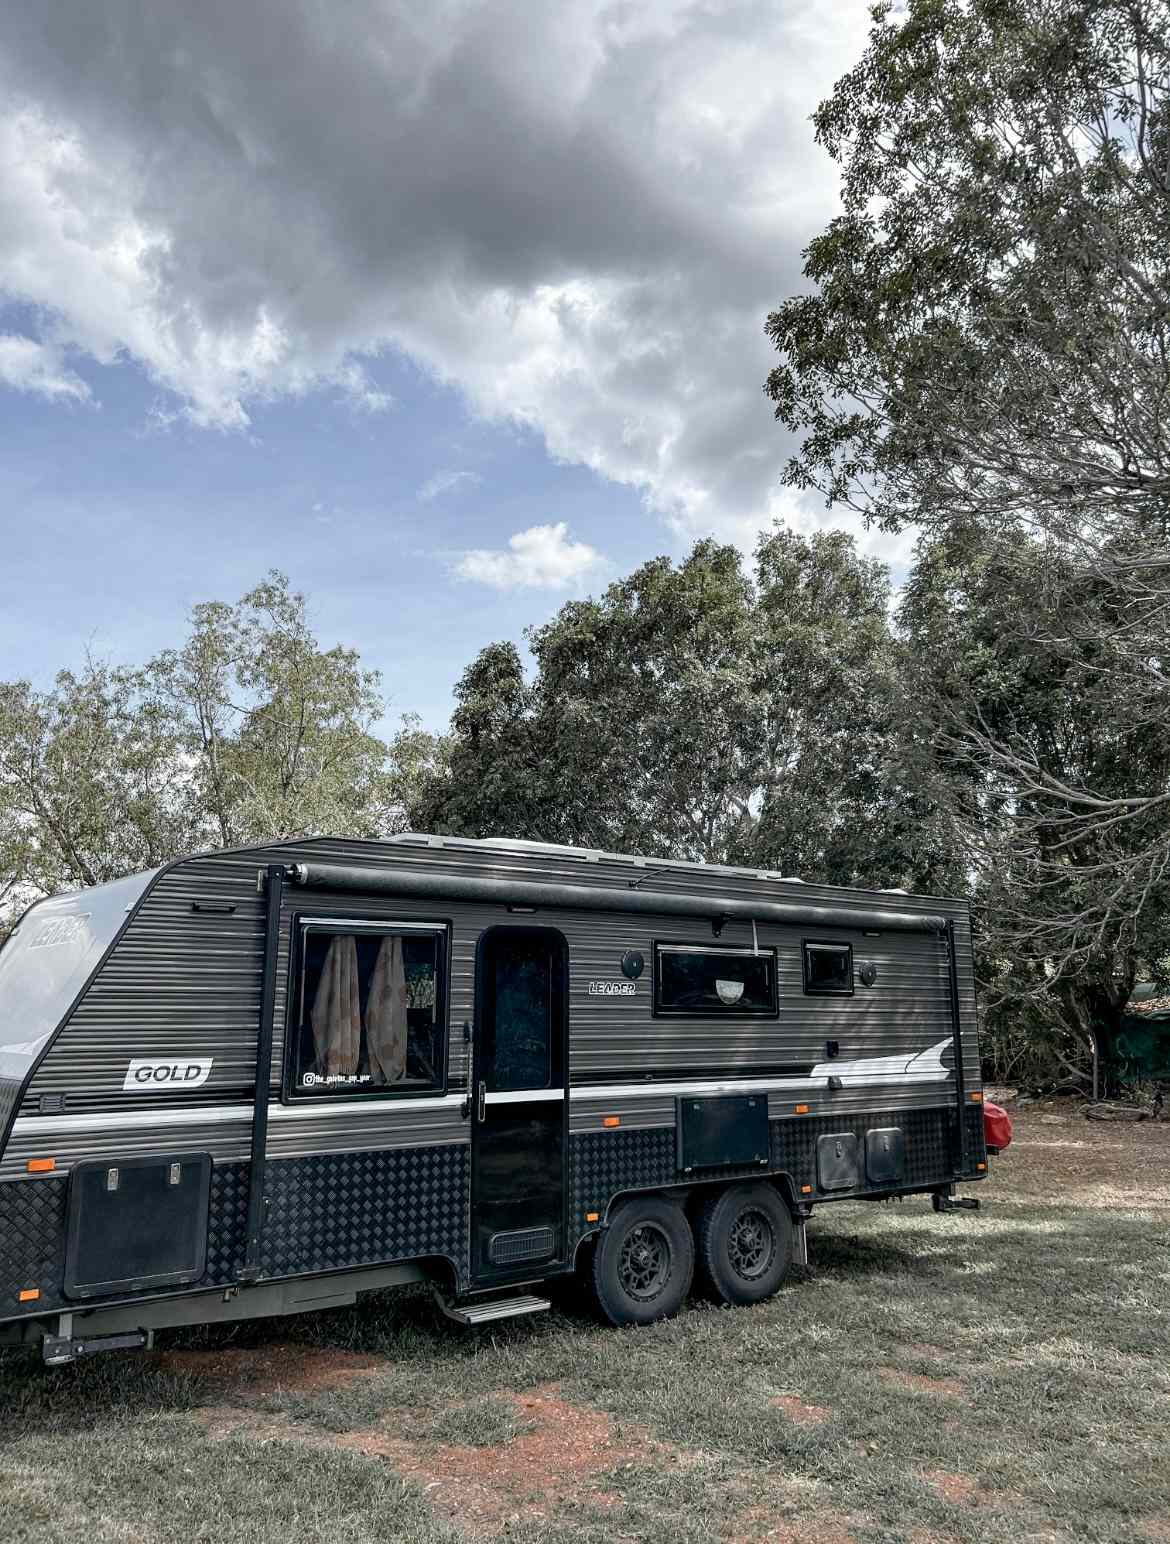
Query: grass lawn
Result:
<box><xmin>2</xmin><ymin>1100</ymin><xmax>1169</xmax><ymax>1544</ymax></box>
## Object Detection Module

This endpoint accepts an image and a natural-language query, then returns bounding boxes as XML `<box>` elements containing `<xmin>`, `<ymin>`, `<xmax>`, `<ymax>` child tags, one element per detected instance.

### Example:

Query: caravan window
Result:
<box><xmin>803</xmin><ymin>940</ymin><xmax>853</xmax><ymax>995</ymax></box>
<box><xmin>287</xmin><ymin>922</ymin><xmax>447</xmax><ymax>1099</ymax></box>
<box><xmin>653</xmin><ymin>944</ymin><xmax>778</xmax><ymax>1017</ymax></box>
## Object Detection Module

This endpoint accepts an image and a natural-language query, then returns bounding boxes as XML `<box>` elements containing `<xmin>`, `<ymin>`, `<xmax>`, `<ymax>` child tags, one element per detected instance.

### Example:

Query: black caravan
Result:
<box><xmin>0</xmin><ymin>833</ymin><xmax>994</xmax><ymax>1364</ymax></box>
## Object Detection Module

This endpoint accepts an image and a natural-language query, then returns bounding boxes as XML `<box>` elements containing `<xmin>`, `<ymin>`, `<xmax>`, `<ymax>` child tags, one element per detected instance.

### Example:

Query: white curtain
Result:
<box><xmin>366</xmin><ymin>936</ymin><xmax>409</xmax><ymax>1083</ymax></box>
<box><xmin>310</xmin><ymin>935</ymin><xmax>361</xmax><ymax>1077</ymax></box>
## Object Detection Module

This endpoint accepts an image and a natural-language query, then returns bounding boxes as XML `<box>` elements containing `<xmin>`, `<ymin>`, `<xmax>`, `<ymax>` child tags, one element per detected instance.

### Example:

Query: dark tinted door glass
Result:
<box><xmin>472</xmin><ymin>928</ymin><xmax>567</xmax><ymax>1282</ymax></box>
<box><xmin>486</xmin><ymin>937</ymin><xmax>552</xmax><ymax>1090</ymax></box>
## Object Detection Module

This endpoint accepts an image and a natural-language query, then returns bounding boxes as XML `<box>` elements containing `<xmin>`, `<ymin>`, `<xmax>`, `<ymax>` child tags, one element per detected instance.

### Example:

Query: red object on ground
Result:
<box><xmin>983</xmin><ymin>1100</ymin><xmax>1013</xmax><ymax>1152</ymax></box>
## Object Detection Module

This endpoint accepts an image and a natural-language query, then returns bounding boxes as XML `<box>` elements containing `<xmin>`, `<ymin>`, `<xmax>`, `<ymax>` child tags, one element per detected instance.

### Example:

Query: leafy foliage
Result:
<box><xmin>0</xmin><ymin>574</ymin><xmax>399</xmax><ymax>922</ymax></box>
<box><xmin>766</xmin><ymin>0</ymin><xmax>1170</xmax><ymax>1086</ymax></box>
<box><xmin>410</xmin><ymin>530</ymin><xmax>958</xmax><ymax>892</ymax></box>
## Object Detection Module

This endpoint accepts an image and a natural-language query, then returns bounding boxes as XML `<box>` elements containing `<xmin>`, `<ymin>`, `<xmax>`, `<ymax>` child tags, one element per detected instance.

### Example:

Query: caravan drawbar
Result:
<box><xmin>0</xmin><ymin>835</ymin><xmax>991</xmax><ymax>1364</ymax></box>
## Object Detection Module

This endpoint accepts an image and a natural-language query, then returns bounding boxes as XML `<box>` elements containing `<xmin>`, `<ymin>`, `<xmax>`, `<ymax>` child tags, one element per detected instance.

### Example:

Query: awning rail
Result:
<box><xmin>288</xmin><ymin>861</ymin><xmax>948</xmax><ymax>935</ymax></box>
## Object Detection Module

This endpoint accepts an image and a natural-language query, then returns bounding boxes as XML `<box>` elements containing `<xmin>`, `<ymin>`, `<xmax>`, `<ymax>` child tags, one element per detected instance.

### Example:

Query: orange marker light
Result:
<box><xmin>26</xmin><ymin>1158</ymin><xmax>55</xmax><ymax>1174</ymax></box>
<box><xmin>800</xmin><ymin>1184</ymin><xmax>813</xmax><ymax>1194</ymax></box>
<box><xmin>603</xmin><ymin>1115</ymin><xmax>620</xmax><ymax>1128</ymax></box>
<box><xmin>794</xmin><ymin>1104</ymin><xmax>810</xmax><ymax>1115</ymax></box>
<box><xmin>586</xmin><ymin>1212</ymin><xmax>600</xmax><ymax>1223</ymax></box>
<box><xmin>976</xmin><ymin>1162</ymin><xmax>987</xmax><ymax>1171</ymax></box>
<box><xmin>18</xmin><ymin>1289</ymin><xmax>39</xmax><ymax>1302</ymax></box>
<box><xmin>969</xmin><ymin>1091</ymin><xmax>984</xmax><ymax>1103</ymax></box>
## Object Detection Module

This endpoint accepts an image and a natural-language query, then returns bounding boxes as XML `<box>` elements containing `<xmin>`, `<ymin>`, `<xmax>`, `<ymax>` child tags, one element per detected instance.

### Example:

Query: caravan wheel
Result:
<box><xmin>590</xmin><ymin>1197</ymin><xmax>694</xmax><ymax>1326</ymax></box>
<box><xmin>695</xmin><ymin>1183</ymin><xmax>793</xmax><ymax>1306</ymax></box>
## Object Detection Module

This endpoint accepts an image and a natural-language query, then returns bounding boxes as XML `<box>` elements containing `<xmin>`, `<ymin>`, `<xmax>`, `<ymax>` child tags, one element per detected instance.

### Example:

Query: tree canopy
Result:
<box><xmin>765</xmin><ymin>0</ymin><xmax>1170</xmax><ymax>1086</ymax></box>
<box><xmin>0</xmin><ymin>574</ymin><xmax>398</xmax><ymax>922</ymax></box>
<box><xmin>410</xmin><ymin>529</ymin><xmax>958</xmax><ymax>893</ymax></box>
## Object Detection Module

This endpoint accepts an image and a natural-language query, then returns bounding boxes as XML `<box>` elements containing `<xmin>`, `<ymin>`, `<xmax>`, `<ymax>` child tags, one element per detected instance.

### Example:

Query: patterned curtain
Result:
<box><xmin>310</xmin><ymin>935</ymin><xmax>361</xmax><ymax>1077</ymax></box>
<box><xmin>367</xmin><ymin>936</ymin><xmax>409</xmax><ymax>1083</ymax></box>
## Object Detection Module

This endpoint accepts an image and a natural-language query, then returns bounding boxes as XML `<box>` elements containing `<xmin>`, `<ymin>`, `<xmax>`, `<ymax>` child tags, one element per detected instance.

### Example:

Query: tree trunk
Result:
<box><xmin>1055</xmin><ymin>980</ymin><xmax>1132</xmax><ymax>1099</ymax></box>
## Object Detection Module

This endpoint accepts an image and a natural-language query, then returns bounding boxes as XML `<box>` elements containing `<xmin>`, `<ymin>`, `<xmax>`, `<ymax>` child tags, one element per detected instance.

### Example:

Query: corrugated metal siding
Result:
<box><xmin>11</xmin><ymin>836</ymin><xmax>981</xmax><ymax>1173</ymax></box>
<box><xmin>0</xmin><ymin>1078</ymin><xmax>21</xmax><ymax>1145</ymax></box>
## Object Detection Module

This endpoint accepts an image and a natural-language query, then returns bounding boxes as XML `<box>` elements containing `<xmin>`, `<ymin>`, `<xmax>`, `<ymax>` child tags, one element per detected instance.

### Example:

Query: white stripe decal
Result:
<box><xmin>11</xmin><ymin>1092</ymin><xmax>465</xmax><ymax>1137</ymax></box>
<box><xmin>485</xmin><ymin>1089</ymin><xmax>565</xmax><ymax>1105</ymax></box>
<box><xmin>10</xmin><ymin>1041</ymin><xmax>953</xmax><ymax>1138</ymax></box>
<box><xmin>573</xmin><ymin>1040</ymin><xmax>954</xmax><ymax>1102</ymax></box>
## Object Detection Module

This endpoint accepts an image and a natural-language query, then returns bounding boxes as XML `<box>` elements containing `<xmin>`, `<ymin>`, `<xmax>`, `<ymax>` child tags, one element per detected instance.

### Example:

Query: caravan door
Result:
<box><xmin>471</xmin><ymin>926</ymin><xmax>568</xmax><ymax>1284</ymax></box>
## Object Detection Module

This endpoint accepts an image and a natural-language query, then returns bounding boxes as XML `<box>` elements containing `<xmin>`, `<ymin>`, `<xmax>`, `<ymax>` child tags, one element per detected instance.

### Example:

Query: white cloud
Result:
<box><xmin>0</xmin><ymin>1</ymin><xmax>872</xmax><ymax>544</ymax></box>
<box><xmin>419</xmin><ymin>469</ymin><xmax>483</xmax><ymax>501</ymax></box>
<box><xmin>455</xmin><ymin>522</ymin><xmax>605</xmax><ymax>590</ymax></box>
<box><xmin>0</xmin><ymin>333</ymin><xmax>91</xmax><ymax>403</ymax></box>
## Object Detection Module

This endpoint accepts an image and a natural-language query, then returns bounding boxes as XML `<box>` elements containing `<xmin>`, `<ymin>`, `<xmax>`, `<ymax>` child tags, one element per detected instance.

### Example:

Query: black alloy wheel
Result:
<box><xmin>694</xmin><ymin>1182</ymin><xmax>794</xmax><ymax>1306</ymax></box>
<box><xmin>589</xmin><ymin>1196</ymin><xmax>694</xmax><ymax>1326</ymax></box>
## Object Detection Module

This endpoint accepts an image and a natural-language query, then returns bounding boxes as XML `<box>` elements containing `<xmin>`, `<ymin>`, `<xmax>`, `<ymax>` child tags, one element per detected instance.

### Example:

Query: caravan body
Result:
<box><xmin>0</xmin><ymin>835</ymin><xmax>989</xmax><ymax>1361</ymax></box>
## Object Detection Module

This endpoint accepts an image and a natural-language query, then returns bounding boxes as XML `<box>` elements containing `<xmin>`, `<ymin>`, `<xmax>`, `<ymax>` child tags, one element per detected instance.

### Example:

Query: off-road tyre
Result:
<box><xmin>589</xmin><ymin>1196</ymin><xmax>695</xmax><ymax>1327</ymax></box>
<box><xmin>694</xmin><ymin>1182</ymin><xmax>794</xmax><ymax>1306</ymax></box>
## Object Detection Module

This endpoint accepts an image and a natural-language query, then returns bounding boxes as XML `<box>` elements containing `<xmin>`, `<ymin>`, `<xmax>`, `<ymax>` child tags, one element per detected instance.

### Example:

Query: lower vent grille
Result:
<box><xmin>489</xmin><ymin>1226</ymin><xmax>556</xmax><ymax>1265</ymax></box>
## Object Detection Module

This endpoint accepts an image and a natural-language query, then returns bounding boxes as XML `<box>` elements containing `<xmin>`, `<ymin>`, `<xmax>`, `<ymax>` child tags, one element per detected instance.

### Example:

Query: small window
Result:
<box><xmin>654</xmin><ymin>944</ymin><xmax>778</xmax><ymax>1016</ymax></box>
<box><xmin>803</xmin><ymin>940</ymin><xmax>853</xmax><ymax>995</ymax></box>
<box><xmin>288</xmin><ymin>922</ymin><xmax>446</xmax><ymax>1099</ymax></box>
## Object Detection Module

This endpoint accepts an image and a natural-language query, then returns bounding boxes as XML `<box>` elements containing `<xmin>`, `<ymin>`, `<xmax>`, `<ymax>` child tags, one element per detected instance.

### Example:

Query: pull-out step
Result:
<box><xmin>439</xmin><ymin>1292</ymin><xmax>551</xmax><ymax>1326</ymax></box>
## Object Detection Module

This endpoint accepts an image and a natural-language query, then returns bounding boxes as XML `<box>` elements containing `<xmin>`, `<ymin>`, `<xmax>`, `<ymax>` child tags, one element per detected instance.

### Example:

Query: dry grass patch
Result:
<box><xmin>877</xmin><ymin>1366</ymin><xmax>964</xmax><ymax>1398</ymax></box>
<box><xmin>155</xmin><ymin>1341</ymin><xmax>383</xmax><ymax>1397</ymax></box>
<box><xmin>721</xmin><ymin>1501</ymin><xmax>862</xmax><ymax>1544</ymax></box>
<box><xmin>4</xmin><ymin>1099</ymin><xmax>1170</xmax><ymax>1544</ymax></box>
<box><xmin>767</xmin><ymin>1395</ymin><xmax>830</xmax><ymax>1426</ymax></box>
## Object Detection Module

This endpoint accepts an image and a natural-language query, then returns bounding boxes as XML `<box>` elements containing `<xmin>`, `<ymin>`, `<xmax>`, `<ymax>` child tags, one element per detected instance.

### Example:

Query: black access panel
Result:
<box><xmin>677</xmin><ymin>1094</ymin><xmax>770</xmax><ymax>1173</ymax></box>
<box><xmin>64</xmin><ymin>1153</ymin><xmax>212</xmax><ymax>1300</ymax></box>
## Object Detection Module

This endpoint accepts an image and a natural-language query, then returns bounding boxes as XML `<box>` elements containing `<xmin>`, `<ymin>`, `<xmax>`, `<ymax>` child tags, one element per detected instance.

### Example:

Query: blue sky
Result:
<box><xmin>0</xmin><ymin>1</ymin><xmax>904</xmax><ymax>735</ymax></box>
<box><xmin>0</xmin><ymin>325</ymin><xmax>658</xmax><ymax>730</ymax></box>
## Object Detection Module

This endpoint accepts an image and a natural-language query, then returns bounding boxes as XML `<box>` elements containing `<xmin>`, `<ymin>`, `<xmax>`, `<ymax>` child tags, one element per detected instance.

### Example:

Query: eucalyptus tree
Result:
<box><xmin>0</xmin><ymin>660</ymin><xmax>197</xmax><ymax>907</ymax></box>
<box><xmin>413</xmin><ymin>531</ymin><xmax>950</xmax><ymax>891</ymax></box>
<box><xmin>0</xmin><ymin>573</ymin><xmax>398</xmax><ymax>921</ymax></box>
<box><xmin>901</xmin><ymin>526</ymin><xmax>1170</xmax><ymax>1087</ymax></box>
<box><xmin>766</xmin><ymin>0</ymin><xmax>1170</xmax><ymax>1082</ymax></box>
<box><xmin>149</xmin><ymin>572</ymin><xmax>395</xmax><ymax>847</ymax></box>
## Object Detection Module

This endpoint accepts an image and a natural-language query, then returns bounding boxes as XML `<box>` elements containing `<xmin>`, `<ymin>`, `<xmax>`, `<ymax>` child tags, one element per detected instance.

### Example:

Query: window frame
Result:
<box><xmin>651</xmin><ymin>940</ymin><xmax>780</xmax><ymax>1019</ymax></box>
<box><xmin>282</xmin><ymin>913</ymin><xmax>451</xmax><ymax>1104</ymax></box>
<box><xmin>801</xmin><ymin>938</ymin><xmax>854</xmax><ymax>997</ymax></box>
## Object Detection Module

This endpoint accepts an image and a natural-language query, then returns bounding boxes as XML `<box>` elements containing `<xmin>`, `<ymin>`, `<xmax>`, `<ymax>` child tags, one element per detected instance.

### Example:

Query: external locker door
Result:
<box><xmin>471</xmin><ymin>926</ymin><xmax>568</xmax><ymax>1283</ymax></box>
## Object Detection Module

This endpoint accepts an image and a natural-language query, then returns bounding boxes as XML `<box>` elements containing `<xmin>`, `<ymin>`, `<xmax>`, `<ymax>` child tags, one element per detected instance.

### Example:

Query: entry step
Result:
<box><xmin>441</xmin><ymin>1293</ymin><xmax>551</xmax><ymax>1326</ymax></box>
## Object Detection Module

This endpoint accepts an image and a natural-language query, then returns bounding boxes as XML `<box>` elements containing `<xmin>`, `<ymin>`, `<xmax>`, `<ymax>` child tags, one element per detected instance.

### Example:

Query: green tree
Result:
<box><xmin>412</xmin><ymin>532</ymin><xmax>952</xmax><ymax>889</ymax></box>
<box><xmin>765</xmin><ymin>0</ymin><xmax>1170</xmax><ymax>555</ymax></box>
<box><xmin>901</xmin><ymin>526</ymin><xmax>1170</xmax><ymax>1089</ymax></box>
<box><xmin>150</xmin><ymin>573</ymin><xmax>394</xmax><ymax>846</ymax></box>
<box><xmin>0</xmin><ymin>574</ymin><xmax>401</xmax><ymax>920</ymax></box>
<box><xmin>0</xmin><ymin>660</ymin><xmax>196</xmax><ymax>900</ymax></box>
<box><xmin>766</xmin><ymin>0</ymin><xmax>1170</xmax><ymax>1085</ymax></box>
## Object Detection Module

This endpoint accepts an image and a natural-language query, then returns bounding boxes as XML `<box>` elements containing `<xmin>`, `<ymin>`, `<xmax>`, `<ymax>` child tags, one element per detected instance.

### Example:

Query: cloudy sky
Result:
<box><xmin>0</xmin><ymin>0</ymin><xmax>893</xmax><ymax>730</ymax></box>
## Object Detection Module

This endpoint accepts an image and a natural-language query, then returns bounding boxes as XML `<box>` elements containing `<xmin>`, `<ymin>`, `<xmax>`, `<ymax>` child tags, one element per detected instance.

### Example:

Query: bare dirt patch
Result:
<box><xmin>769</xmin><ymin>1394</ymin><xmax>830</xmax><ymax>1426</ymax></box>
<box><xmin>903</xmin><ymin>1342</ymin><xmax>948</xmax><ymax>1361</ymax></box>
<box><xmin>197</xmin><ymin>1380</ymin><xmax>673</xmax><ymax>1535</ymax></box>
<box><xmin>991</xmin><ymin>1098</ymin><xmax>1170</xmax><ymax>1210</ymax></box>
<box><xmin>922</xmin><ymin>1469</ymin><xmax>980</xmax><ymax>1506</ymax></box>
<box><xmin>156</xmin><ymin>1342</ymin><xmax>382</xmax><ymax>1396</ymax></box>
<box><xmin>877</xmin><ymin>1366</ymin><xmax>964</xmax><ymax>1398</ymax></box>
